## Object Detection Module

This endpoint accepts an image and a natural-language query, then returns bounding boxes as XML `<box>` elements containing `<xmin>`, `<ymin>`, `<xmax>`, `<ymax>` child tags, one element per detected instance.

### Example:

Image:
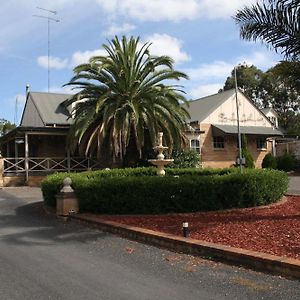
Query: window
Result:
<box><xmin>256</xmin><ymin>138</ymin><xmax>267</xmax><ymax>150</ymax></box>
<box><xmin>213</xmin><ymin>136</ymin><xmax>225</xmax><ymax>149</ymax></box>
<box><xmin>190</xmin><ymin>139</ymin><xmax>200</xmax><ymax>153</ymax></box>
<box><xmin>268</xmin><ymin>116</ymin><xmax>276</xmax><ymax>125</ymax></box>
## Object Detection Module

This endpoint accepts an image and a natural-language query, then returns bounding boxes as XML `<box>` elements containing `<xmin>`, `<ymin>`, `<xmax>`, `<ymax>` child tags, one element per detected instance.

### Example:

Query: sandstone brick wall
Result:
<box><xmin>200</xmin><ymin>123</ymin><xmax>272</xmax><ymax>169</ymax></box>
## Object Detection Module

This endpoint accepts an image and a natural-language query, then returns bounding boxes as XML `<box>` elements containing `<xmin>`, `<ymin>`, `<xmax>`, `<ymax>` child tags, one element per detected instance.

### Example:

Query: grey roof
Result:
<box><xmin>261</xmin><ymin>107</ymin><xmax>279</xmax><ymax>117</ymax></box>
<box><xmin>185</xmin><ymin>89</ymin><xmax>236</xmax><ymax>122</ymax></box>
<box><xmin>212</xmin><ymin>124</ymin><xmax>283</xmax><ymax>136</ymax></box>
<box><xmin>22</xmin><ymin>92</ymin><xmax>73</xmax><ymax>126</ymax></box>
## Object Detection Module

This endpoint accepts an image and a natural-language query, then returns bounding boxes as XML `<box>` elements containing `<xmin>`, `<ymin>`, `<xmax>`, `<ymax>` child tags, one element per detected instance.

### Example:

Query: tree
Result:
<box><xmin>241</xmin><ymin>134</ymin><xmax>255</xmax><ymax>168</ymax></box>
<box><xmin>262</xmin><ymin>61</ymin><xmax>300</xmax><ymax>129</ymax></box>
<box><xmin>234</xmin><ymin>0</ymin><xmax>300</xmax><ymax>59</ymax></box>
<box><xmin>0</xmin><ymin>119</ymin><xmax>16</xmax><ymax>136</ymax></box>
<box><xmin>222</xmin><ymin>63</ymin><xmax>265</xmax><ymax>106</ymax></box>
<box><xmin>222</xmin><ymin>62</ymin><xmax>300</xmax><ymax>131</ymax></box>
<box><xmin>63</xmin><ymin>36</ymin><xmax>190</xmax><ymax>165</ymax></box>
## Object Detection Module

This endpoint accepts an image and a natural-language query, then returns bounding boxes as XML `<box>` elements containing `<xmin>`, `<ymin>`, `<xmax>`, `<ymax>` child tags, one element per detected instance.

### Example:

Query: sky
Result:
<box><xmin>1</xmin><ymin>0</ymin><xmax>283</xmax><ymax>123</ymax></box>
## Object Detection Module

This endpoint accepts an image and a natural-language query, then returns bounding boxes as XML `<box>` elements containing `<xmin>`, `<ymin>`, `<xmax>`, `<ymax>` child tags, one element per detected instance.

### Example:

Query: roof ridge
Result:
<box><xmin>189</xmin><ymin>88</ymin><xmax>235</xmax><ymax>103</ymax></box>
<box><xmin>30</xmin><ymin>91</ymin><xmax>72</xmax><ymax>96</ymax></box>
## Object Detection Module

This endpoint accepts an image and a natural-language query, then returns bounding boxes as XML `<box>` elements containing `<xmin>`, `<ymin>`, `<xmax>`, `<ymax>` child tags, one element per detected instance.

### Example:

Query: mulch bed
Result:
<box><xmin>97</xmin><ymin>196</ymin><xmax>300</xmax><ymax>260</ymax></box>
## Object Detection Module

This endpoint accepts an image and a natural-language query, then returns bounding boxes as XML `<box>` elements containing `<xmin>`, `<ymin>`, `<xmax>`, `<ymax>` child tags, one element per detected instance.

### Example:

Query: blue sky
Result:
<box><xmin>1</xmin><ymin>0</ymin><xmax>283</xmax><ymax>123</ymax></box>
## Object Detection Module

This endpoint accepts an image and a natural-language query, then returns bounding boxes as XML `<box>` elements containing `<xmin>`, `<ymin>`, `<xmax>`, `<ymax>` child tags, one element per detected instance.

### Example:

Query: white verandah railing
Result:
<box><xmin>3</xmin><ymin>157</ymin><xmax>102</xmax><ymax>175</ymax></box>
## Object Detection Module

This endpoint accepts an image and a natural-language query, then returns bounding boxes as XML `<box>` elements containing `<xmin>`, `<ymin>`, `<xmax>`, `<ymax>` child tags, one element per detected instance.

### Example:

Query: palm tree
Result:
<box><xmin>234</xmin><ymin>0</ymin><xmax>300</xmax><ymax>59</ymax></box>
<box><xmin>63</xmin><ymin>36</ymin><xmax>190</xmax><ymax>165</ymax></box>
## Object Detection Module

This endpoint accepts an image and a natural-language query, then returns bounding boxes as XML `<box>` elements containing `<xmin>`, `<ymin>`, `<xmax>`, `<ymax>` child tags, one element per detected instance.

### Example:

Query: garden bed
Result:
<box><xmin>96</xmin><ymin>196</ymin><xmax>300</xmax><ymax>260</ymax></box>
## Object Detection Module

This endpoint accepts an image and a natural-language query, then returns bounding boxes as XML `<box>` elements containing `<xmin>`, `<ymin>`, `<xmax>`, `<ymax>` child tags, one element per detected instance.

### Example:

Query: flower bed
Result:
<box><xmin>98</xmin><ymin>196</ymin><xmax>300</xmax><ymax>259</ymax></box>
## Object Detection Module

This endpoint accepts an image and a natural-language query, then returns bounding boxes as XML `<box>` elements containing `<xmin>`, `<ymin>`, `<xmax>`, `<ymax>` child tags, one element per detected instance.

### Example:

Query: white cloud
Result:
<box><xmin>144</xmin><ymin>34</ymin><xmax>191</xmax><ymax>65</ymax></box>
<box><xmin>187</xmin><ymin>61</ymin><xmax>233</xmax><ymax>81</ymax></box>
<box><xmin>198</xmin><ymin>0</ymin><xmax>255</xmax><ymax>19</ymax></box>
<box><xmin>185</xmin><ymin>50</ymin><xmax>279</xmax><ymax>99</ymax></box>
<box><xmin>237</xmin><ymin>51</ymin><xmax>277</xmax><ymax>70</ymax></box>
<box><xmin>71</xmin><ymin>49</ymin><xmax>107</xmax><ymax>66</ymax></box>
<box><xmin>96</xmin><ymin>0</ymin><xmax>200</xmax><ymax>22</ymax></box>
<box><xmin>37</xmin><ymin>56</ymin><xmax>68</xmax><ymax>70</ymax></box>
<box><xmin>105</xmin><ymin>23</ymin><xmax>136</xmax><ymax>36</ymax></box>
<box><xmin>190</xmin><ymin>83</ymin><xmax>223</xmax><ymax>98</ymax></box>
<box><xmin>186</xmin><ymin>50</ymin><xmax>278</xmax><ymax>82</ymax></box>
<box><xmin>95</xmin><ymin>0</ymin><xmax>257</xmax><ymax>22</ymax></box>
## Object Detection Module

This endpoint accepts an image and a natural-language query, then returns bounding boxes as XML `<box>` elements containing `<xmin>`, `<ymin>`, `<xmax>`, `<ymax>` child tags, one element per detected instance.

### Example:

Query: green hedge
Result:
<box><xmin>42</xmin><ymin>168</ymin><xmax>288</xmax><ymax>214</ymax></box>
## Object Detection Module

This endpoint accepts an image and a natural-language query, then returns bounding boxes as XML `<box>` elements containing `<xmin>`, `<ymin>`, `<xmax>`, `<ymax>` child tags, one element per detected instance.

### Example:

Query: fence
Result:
<box><xmin>2</xmin><ymin>157</ymin><xmax>102</xmax><ymax>175</ymax></box>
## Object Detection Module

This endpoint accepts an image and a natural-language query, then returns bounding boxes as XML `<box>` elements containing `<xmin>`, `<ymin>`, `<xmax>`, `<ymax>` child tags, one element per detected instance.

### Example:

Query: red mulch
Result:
<box><xmin>98</xmin><ymin>196</ymin><xmax>300</xmax><ymax>260</ymax></box>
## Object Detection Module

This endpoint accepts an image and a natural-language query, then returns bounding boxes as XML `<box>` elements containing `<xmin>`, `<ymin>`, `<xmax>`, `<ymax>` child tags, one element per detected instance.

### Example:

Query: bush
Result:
<box><xmin>41</xmin><ymin>167</ymin><xmax>236</xmax><ymax>207</ymax></box>
<box><xmin>241</xmin><ymin>134</ymin><xmax>254</xmax><ymax>168</ymax></box>
<box><xmin>262</xmin><ymin>153</ymin><xmax>277</xmax><ymax>169</ymax></box>
<box><xmin>42</xmin><ymin>168</ymin><xmax>288</xmax><ymax>214</ymax></box>
<box><xmin>276</xmin><ymin>153</ymin><xmax>297</xmax><ymax>171</ymax></box>
<box><xmin>169</xmin><ymin>150</ymin><xmax>201</xmax><ymax>168</ymax></box>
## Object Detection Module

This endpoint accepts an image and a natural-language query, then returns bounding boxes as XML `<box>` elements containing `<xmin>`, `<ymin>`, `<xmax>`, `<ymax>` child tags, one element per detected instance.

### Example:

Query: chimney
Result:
<box><xmin>26</xmin><ymin>84</ymin><xmax>30</xmax><ymax>97</ymax></box>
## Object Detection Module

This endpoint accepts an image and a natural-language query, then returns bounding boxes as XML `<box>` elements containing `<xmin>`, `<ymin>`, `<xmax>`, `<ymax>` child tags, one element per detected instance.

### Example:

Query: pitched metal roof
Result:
<box><xmin>212</xmin><ymin>124</ymin><xmax>283</xmax><ymax>136</ymax></box>
<box><xmin>22</xmin><ymin>92</ymin><xmax>73</xmax><ymax>126</ymax></box>
<box><xmin>185</xmin><ymin>89</ymin><xmax>236</xmax><ymax>122</ymax></box>
<box><xmin>261</xmin><ymin>107</ymin><xmax>279</xmax><ymax>117</ymax></box>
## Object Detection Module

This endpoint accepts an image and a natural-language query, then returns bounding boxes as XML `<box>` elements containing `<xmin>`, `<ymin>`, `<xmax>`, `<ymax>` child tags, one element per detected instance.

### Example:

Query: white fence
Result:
<box><xmin>2</xmin><ymin>157</ymin><xmax>102</xmax><ymax>174</ymax></box>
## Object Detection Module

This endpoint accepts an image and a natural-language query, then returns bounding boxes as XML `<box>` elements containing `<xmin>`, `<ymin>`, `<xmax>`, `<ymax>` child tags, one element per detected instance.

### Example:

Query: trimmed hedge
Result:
<box><xmin>262</xmin><ymin>153</ymin><xmax>277</xmax><ymax>169</ymax></box>
<box><xmin>42</xmin><ymin>168</ymin><xmax>288</xmax><ymax>214</ymax></box>
<box><xmin>276</xmin><ymin>153</ymin><xmax>297</xmax><ymax>171</ymax></box>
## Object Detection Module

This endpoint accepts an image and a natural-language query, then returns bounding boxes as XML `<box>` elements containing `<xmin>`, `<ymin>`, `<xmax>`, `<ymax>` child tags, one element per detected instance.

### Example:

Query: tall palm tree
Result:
<box><xmin>63</xmin><ymin>36</ymin><xmax>190</xmax><ymax>164</ymax></box>
<box><xmin>234</xmin><ymin>0</ymin><xmax>300</xmax><ymax>59</ymax></box>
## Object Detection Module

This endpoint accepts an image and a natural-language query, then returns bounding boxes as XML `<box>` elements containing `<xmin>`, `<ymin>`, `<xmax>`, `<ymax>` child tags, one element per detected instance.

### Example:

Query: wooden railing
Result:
<box><xmin>2</xmin><ymin>157</ymin><xmax>102</xmax><ymax>175</ymax></box>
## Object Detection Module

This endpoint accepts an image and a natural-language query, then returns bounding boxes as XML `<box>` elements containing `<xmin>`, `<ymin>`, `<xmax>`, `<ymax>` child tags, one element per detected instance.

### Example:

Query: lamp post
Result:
<box><xmin>234</xmin><ymin>66</ymin><xmax>243</xmax><ymax>172</ymax></box>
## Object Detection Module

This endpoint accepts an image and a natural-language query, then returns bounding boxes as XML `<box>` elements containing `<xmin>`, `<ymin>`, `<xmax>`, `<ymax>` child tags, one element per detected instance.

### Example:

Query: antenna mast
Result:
<box><xmin>33</xmin><ymin>7</ymin><xmax>60</xmax><ymax>92</ymax></box>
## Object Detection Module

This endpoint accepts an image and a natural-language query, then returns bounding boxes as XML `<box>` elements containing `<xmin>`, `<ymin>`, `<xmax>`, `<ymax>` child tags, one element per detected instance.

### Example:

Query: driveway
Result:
<box><xmin>288</xmin><ymin>176</ymin><xmax>300</xmax><ymax>195</ymax></box>
<box><xmin>0</xmin><ymin>187</ymin><xmax>299</xmax><ymax>300</ymax></box>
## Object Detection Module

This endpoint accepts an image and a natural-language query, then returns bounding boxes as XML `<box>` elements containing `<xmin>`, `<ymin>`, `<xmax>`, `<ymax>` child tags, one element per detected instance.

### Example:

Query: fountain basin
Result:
<box><xmin>148</xmin><ymin>159</ymin><xmax>174</xmax><ymax>176</ymax></box>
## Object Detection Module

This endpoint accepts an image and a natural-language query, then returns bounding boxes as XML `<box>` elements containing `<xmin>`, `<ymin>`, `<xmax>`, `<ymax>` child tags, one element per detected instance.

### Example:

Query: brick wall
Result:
<box><xmin>200</xmin><ymin>123</ymin><xmax>272</xmax><ymax>168</ymax></box>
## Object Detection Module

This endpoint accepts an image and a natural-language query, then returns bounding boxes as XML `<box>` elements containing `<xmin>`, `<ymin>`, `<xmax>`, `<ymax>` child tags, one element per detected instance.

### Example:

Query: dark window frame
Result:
<box><xmin>190</xmin><ymin>139</ymin><xmax>200</xmax><ymax>153</ymax></box>
<box><xmin>256</xmin><ymin>138</ymin><xmax>267</xmax><ymax>150</ymax></box>
<box><xmin>213</xmin><ymin>136</ymin><xmax>225</xmax><ymax>149</ymax></box>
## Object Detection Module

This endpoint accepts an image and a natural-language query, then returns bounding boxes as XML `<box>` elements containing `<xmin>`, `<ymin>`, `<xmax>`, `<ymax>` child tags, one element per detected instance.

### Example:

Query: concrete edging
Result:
<box><xmin>71</xmin><ymin>214</ymin><xmax>300</xmax><ymax>280</ymax></box>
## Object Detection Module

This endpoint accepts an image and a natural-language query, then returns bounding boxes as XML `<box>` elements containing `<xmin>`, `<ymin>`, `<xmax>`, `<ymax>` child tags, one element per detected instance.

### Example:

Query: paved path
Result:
<box><xmin>0</xmin><ymin>187</ymin><xmax>299</xmax><ymax>300</ymax></box>
<box><xmin>287</xmin><ymin>176</ymin><xmax>300</xmax><ymax>195</ymax></box>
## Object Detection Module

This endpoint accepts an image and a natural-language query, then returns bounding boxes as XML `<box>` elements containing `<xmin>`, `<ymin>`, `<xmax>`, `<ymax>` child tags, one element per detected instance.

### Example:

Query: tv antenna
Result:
<box><xmin>33</xmin><ymin>7</ymin><xmax>60</xmax><ymax>92</ymax></box>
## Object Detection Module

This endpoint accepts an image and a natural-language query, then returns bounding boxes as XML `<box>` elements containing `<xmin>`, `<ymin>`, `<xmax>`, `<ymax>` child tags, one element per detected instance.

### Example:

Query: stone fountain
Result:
<box><xmin>148</xmin><ymin>132</ymin><xmax>174</xmax><ymax>176</ymax></box>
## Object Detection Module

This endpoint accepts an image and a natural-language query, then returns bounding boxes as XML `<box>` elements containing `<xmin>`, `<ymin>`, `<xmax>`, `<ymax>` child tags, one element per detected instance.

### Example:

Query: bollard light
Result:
<box><xmin>182</xmin><ymin>221</ymin><xmax>189</xmax><ymax>238</ymax></box>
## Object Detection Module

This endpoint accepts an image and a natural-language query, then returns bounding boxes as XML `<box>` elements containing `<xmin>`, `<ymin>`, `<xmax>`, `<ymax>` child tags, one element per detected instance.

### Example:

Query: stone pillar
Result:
<box><xmin>0</xmin><ymin>153</ymin><xmax>4</xmax><ymax>187</ymax></box>
<box><xmin>56</xmin><ymin>177</ymin><xmax>79</xmax><ymax>218</ymax></box>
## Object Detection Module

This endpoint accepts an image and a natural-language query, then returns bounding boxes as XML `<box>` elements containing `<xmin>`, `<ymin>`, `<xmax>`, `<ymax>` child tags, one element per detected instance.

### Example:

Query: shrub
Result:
<box><xmin>276</xmin><ymin>153</ymin><xmax>297</xmax><ymax>171</ymax></box>
<box><xmin>262</xmin><ymin>153</ymin><xmax>277</xmax><ymax>169</ymax></box>
<box><xmin>42</xmin><ymin>168</ymin><xmax>288</xmax><ymax>214</ymax></box>
<box><xmin>41</xmin><ymin>167</ymin><xmax>236</xmax><ymax>207</ymax></box>
<box><xmin>169</xmin><ymin>149</ymin><xmax>201</xmax><ymax>168</ymax></box>
<box><xmin>241</xmin><ymin>134</ymin><xmax>255</xmax><ymax>168</ymax></box>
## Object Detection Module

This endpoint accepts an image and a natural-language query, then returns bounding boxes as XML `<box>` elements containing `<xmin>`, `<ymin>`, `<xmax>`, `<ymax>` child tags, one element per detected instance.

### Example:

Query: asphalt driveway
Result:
<box><xmin>287</xmin><ymin>176</ymin><xmax>300</xmax><ymax>195</ymax></box>
<box><xmin>0</xmin><ymin>187</ymin><xmax>299</xmax><ymax>300</ymax></box>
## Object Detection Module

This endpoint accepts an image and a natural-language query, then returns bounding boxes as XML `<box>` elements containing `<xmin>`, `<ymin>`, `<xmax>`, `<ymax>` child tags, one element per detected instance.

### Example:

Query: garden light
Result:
<box><xmin>182</xmin><ymin>221</ymin><xmax>189</xmax><ymax>238</ymax></box>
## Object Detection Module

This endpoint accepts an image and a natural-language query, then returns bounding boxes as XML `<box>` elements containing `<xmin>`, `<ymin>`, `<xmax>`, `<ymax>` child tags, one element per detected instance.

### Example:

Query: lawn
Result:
<box><xmin>94</xmin><ymin>196</ymin><xmax>300</xmax><ymax>259</ymax></box>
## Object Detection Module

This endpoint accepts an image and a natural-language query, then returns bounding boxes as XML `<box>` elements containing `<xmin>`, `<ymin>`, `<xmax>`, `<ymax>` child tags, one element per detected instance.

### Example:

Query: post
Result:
<box><xmin>15</xmin><ymin>140</ymin><xmax>18</xmax><ymax>172</ymax></box>
<box><xmin>0</xmin><ymin>152</ymin><xmax>4</xmax><ymax>187</ymax></box>
<box><xmin>25</xmin><ymin>133</ymin><xmax>29</xmax><ymax>183</ymax></box>
<box><xmin>272</xmin><ymin>139</ymin><xmax>276</xmax><ymax>157</ymax></box>
<box><xmin>56</xmin><ymin>177</ymin><xmax>79</xmax><ymax>219</ymax></box>
<box><xmin>67</xmin><ymin>149</ymin><xmax>71</xmax><ymax>172</ymax></box>
<box><xmin>235</xmin><ymin>67</ymin><xmax>243</xmax><ymax>172</ymax></box>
